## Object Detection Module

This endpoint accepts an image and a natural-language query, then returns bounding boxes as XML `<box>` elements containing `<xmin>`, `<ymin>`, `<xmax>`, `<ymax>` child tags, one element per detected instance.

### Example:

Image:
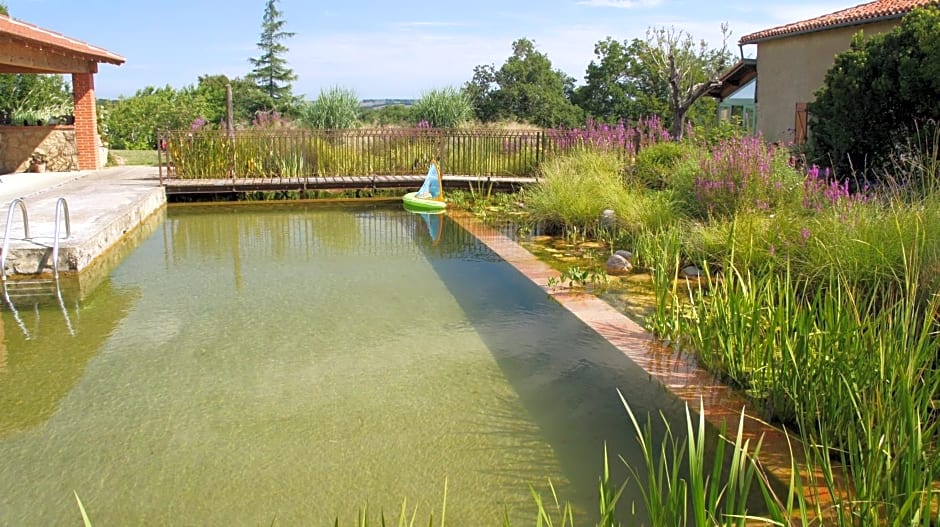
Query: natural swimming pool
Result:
<box><xmin>0</xmin><ymin>202</ymin><xmax>692</xmax><ymax>525</ymax></box>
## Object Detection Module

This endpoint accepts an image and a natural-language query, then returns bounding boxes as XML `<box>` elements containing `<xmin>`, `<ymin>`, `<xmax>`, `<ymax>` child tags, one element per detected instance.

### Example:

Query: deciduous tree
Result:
<box><xmin>641</xmin><ymin>25</ymin><xmax>731</xmax><ymax>139</ymax></box>
<box><xmin>464</xmin><ymin>39</ymin><xmax>583</xmax><ymax>127</ymax></box>
<box><xmin>575</xmin><ymin>37</ymin><xmax>670</xmax><ymax>123</ymax></box>
<box><xmin>191</xmin><ymin>74</ymin><xmax>271</xmax><ymax>123</ymax></box>
<box><xmin>104</xmin><ymin>86</ymin><xmax>207</xmax><ymax>149</ymax></box>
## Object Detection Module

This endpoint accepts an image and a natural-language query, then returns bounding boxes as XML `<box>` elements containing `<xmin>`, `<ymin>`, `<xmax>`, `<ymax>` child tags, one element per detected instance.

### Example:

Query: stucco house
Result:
<box><xmin>735</xmin><ymin>0</ymin><xmax>936</xmax><ymax>143</ymax></box>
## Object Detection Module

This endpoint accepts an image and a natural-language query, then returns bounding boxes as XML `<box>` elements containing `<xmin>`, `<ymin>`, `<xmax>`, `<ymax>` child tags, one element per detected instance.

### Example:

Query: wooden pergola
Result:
<box><xmin>0</xmin><ymin>14</ymin><xmax>124</xmax><ymax>170</ymax></box>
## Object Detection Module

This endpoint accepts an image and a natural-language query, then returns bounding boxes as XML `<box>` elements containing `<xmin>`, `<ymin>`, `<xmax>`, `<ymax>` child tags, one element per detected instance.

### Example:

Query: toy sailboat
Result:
<box><xmin>402</xmin><ymin>160</ymin><xmax>446</xmax><ymax>211</ymax></box>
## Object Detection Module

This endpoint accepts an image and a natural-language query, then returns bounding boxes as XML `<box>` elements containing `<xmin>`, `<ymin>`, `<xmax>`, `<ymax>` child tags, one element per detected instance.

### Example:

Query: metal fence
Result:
<box><xmin>158</xmin><ymin>127</ymin><xmax>641</xmax><ymax>180</ymax></box>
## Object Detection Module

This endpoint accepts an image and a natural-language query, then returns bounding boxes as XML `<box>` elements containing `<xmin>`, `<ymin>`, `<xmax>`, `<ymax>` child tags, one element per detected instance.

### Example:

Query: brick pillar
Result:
<box><xmin>72</xmin><ymin>73</ymin><xmax>99</xmax><ymax>170</ymax></box>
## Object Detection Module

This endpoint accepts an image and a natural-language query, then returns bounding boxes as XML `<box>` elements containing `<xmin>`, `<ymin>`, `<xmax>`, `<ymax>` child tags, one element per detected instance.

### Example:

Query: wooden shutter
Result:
<box><xmin>795</xmin><ymin>102</ymin><xmax>809</xmax><ymax>145</ymax></box>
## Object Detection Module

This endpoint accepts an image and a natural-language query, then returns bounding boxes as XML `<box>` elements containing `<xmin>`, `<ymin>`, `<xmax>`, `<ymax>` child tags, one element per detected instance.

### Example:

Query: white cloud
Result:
<box><xmin>285</xmin><ymin>8</ymin><xmax>749</xmax><ymax>99</ymax></box>
<box><xmin>762</xmin><ymin>3</ymin><xmax>852</xmax><ymax>23</ymax></box>
<box><xmin>395</xmin><ymin>21</ymin><xmax>472</xmax><ymax>29</ymax></box>
<box><xmin>289</xmin><ymin>30</ymin><xmax>508</xmax><ymax>99</ymax></box>
<box><xmin>576</xmin><ymin>0</ymin><xmax>663</xmax><ymax>7</ymax></box>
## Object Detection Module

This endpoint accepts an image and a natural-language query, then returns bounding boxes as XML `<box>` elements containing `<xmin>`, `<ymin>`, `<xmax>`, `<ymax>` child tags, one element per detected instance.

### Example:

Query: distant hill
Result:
<box><xmin>360</xmin><ymin>99</ymin><xmax>415</xmax><ymax>109</ymax></box>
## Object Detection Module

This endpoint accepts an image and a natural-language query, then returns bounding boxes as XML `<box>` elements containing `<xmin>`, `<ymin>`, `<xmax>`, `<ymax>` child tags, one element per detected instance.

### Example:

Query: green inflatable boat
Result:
<box><xmin>403</xmin><ymin>160</ymin><xmax>446</xmax><ymax>211</ymax></box>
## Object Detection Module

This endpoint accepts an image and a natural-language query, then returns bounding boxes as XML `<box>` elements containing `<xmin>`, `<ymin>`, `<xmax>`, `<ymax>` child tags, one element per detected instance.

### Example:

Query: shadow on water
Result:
<box><xmin>0</xmin><ymin>208</ymin><xmax>160</xmax><ymax>439</ymax></box>
<box><xmin>0</xmin><ymin>278</ymin><xmax>140</xmax><ymax>438</ymax></box>
<box><xmin>405</xmin><ymin>210</ymin><xmax>698</xmax><ymax>522</ymax></box>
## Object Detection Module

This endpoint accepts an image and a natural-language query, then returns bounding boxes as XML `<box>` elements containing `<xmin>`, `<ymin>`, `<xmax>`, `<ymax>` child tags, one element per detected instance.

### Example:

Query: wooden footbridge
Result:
<box><xmin>160</xmin><ymin>173</ymin><xmax>537</xmax><ymax>196</ymax></box>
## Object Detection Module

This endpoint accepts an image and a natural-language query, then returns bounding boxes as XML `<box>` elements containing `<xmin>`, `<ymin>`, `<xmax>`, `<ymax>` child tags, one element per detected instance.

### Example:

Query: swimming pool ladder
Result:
<box><xmin>0</xmin><ymin>197</ymin><xmax>75</xmax><ymax>338</ymax></box>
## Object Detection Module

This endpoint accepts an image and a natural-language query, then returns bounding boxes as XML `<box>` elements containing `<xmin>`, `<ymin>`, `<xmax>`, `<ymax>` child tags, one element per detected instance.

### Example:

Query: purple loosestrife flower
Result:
<box><xmin>190</xmin><ymin>117</ymin><xmax>208</xmax><ymax>132</ymax></box>
<box><xmin>801</xmin><ymin>227</ymin><xmax>812</xmax><ymax>241</ymax></box>
<box><xmin>252</xmin><ymin>110</ymin><xmax>288</xmax><ymax>129</ymax></box>
<box><xmin>803</xmin><ymin>164</ymin><xmax>869</xmax><ymax>210</ymax></box>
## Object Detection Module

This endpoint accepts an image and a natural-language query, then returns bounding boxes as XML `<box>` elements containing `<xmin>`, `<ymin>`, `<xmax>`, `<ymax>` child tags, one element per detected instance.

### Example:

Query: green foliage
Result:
<box><xmin>523</xmin><ymin>150</ymin><xmax>627</xmax><ymax>236</ymax></box>
<box><xmin>523</xmin><ymin>150</ymin><xmax>680</xmax><ymax>239</ymax></box>
<box><xmin>672</xmin><ymin>137</ymin><xmax>803</xmax><ymax>220</ymax></box>
<box><xmin>360</xmin><ymin>104</ymin><xmax>414</xmax><ymax>126</ymax></box>
<box><xmin>0</xmin><ymin>74</ymin><xmax>72</xmax><ymax>123</ymax></box>
<box><xmin>575</xmin><ymin>38</ymin><xmax>668</xmax><ymax>123</ymax></box>
<box><xmin>0</xmin><ymin>3</ymin><xmax>8</xmax><ymax>16</ymax></box>
<box><xmin>411</xmin><ymin>87</ymin><xmax>473</xmax><ymax>128</ymax></box>
<box><xmin>621</xmin><ymin>397</ymin><xmax>777</xmax><ymax>527</ymax></box>
<box><xmin>104</xmin><ymin>85</ymin><xmax>209</xmax><ymax>149</ymax></box>
<box><xmin>463</xmin><ymin>38</ymin><xmax>584</xmax><ymax>127</ymax></box>
<box><xmin>246</xmin><ymin>0</ymin><xmax>297</xmax><ymax>110</ymax></box>
<box><xmin>167</xmin><ymin>128</ymin><xmax>547</xmax><ymax>179</ymax></box>
<box><xmin>191</xmin><ymin>74</ymin><xmax>273</xmax><ymax>124</ymax></box>
<box><xmin>808</xmin><ymin>7</ymin><xmax>940</xmax><ymax>177</ymax></box>
<box><xmin>103</xmin><ymin>74</ymin><xmax>279</xmax><ymax>149</ymax></box>
<box><xmin>687</xmin><ymin>116</ymin><xmax>745</xmax><ymax>146</ymax></box>
<box><xmin>303</xmin><ymin>86</ymin><xmax>361</xmax><ymax>129</ymax></box>
<box><xmin>668</xmin><ymin>250</ymin><xmax>940</xmax><ymax>524</ymax></box>
<box><xmin>110</xmin><ymin>150</ymin><xmax>158</xmax><ymax>166</ymax></box>
<box><xmin>629</xmin><ymin>141</ymin><xmax>689</xmax><ymax>189</ymax></box>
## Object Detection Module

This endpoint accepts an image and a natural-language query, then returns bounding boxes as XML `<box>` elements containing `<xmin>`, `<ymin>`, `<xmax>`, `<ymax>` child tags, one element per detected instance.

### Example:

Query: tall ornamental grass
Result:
<box><xmin>302</xmin><ymin>86</ymin><xmax>361</xmax><ymax>129</ymax></box>
<box><xmin>523</xmin><ymin>150</ymin><xmax>680</xmax><ymax>239</ymax></box>
<box><xmin>411</xmin><ymin>87</ymin><xmax>474</xmax><ymax>129</ymax></box>
<box><xmin>654</xmin><ymin>221</ymin><xmax>940</xmax><ymax>524</ymax></box>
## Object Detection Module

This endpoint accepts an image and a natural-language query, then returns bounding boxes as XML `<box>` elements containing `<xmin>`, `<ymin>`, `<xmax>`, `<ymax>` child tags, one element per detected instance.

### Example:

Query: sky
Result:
<box><xmin>7</xmin><ymin>0</ymin><xmax>853</xmax><ymax>100</ymax></box>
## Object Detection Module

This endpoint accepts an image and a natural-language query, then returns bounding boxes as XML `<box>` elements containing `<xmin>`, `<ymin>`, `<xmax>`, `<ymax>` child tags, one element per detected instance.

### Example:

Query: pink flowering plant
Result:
<box><xmin>687</xmin><ymin>135</ymin><xmax>802</xmax><ymax>219</ymax></box>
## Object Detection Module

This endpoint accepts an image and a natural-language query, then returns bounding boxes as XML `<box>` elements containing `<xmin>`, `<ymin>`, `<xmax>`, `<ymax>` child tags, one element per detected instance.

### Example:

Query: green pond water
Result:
<box><xmin>0</xmin><ymin>203</ymin><xmax>691</xmax><ymax>526</ymax></box>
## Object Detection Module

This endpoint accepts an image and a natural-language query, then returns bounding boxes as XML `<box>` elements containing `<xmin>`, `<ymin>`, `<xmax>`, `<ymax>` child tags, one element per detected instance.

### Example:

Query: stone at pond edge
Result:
<box><xmin>606</xmin><ymin>254</ymin><xmax>633</xmax><ymax>275</ymax></box>
<box><xmin>679</xmin><ymin>265</ymin><xmax>704</xmax><ymax>278</ymax></box>
<box><xmin>614</xmin><ymin>249</ymin><xmax>633</xmax><ymax>262</ymax></box>
<box><xmin>601</xmin><ymin>209</ymin><xmax>617</xmax><ymax>229</ymax></box>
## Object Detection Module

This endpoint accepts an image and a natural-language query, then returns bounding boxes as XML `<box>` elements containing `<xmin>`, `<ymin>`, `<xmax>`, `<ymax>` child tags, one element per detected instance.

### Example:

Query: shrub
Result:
<box><xmin>808</xmin><ymin>7</ymin><xmax>940</xmax><ymax>178</ymax></box>
<box><xmin>629</xmin><ymin>141</ymin><xmax>689</xmax><ymax>189</ymax></box>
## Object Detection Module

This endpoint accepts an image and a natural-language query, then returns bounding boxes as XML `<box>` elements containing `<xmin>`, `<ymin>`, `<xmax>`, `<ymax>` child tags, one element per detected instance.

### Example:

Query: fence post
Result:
<box><xmin>157</xmin><ymin>131</ymin><xmax>163</xmax><ymax>184</ymax></box>
<box><xmin>535</xmin><ymin>131</ymin><xmax>543</xmax><ymax>169</ymax></box>
<box><xmin>438</xmin><ymin>129</ymin><xmax>446</xmax><ymax>169</ymax></box>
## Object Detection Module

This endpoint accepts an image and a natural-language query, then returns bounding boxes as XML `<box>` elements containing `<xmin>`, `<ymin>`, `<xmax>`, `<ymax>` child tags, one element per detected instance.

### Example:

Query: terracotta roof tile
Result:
<box><xmin>0</xmin><ymin>14</ymin><xmax>125</xmax><ymax>65</ymax></box>
<box><xmin>739</xmin><ymin>0</ymin><xmax>937</xmax><ymax>44</ymax></box>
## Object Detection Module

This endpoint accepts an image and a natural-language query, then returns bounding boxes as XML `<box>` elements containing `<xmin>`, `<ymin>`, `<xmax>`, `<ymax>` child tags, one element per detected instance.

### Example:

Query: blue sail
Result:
<box><xmin>415</xmin><ymin>162</ymin><xmax>441</xmax><ymax>199</ymax></box>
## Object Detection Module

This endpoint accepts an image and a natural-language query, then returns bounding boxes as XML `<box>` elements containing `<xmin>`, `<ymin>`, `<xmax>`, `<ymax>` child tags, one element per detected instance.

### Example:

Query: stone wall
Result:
<box><xmin>0</xmin><ymin>125</ymin><xmax>80</xmax><ymax>173</ymax></box>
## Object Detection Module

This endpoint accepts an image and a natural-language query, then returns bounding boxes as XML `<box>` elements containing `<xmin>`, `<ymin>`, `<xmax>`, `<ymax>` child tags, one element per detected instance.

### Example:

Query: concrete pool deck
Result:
<box><xmin>0</xmin><ymin>166</ymin><xmax>164</xmax><ymax>278</ymax></box>
<box><xmin>0</xmin><ymin>168</ymin><xmax>813</xmax><ymax>505</ymax></box>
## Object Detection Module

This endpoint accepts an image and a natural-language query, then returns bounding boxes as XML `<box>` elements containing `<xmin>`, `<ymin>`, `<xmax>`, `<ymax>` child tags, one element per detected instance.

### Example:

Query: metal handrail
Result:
<box><xmin>52</xmin><ymin>197</ymin><xmax>71</xmax><ymax>277</ymax></box>
<box><xmin>0</xmin><ymin>197</ymin><xmax>75</xmax><ymax>338</ymax></box>
<box><xmin>1</xmin><ymin>198</ymin><xmax>30</xmax><ymax>281</ymax></box>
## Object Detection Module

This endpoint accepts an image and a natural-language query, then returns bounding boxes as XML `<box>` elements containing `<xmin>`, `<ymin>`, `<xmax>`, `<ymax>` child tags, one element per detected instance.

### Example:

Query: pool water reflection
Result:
<box><xmin>0</xmin><ymin>203</ymin><xmax>689</xmax><ymax>526</ymax></box>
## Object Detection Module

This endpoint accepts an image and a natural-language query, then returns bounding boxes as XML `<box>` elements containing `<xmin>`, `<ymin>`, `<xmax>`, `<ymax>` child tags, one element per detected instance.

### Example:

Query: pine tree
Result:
<box><xmin>247</xmin><ymin>0</ymin><xmax>296</xmax><ymax>109</ymax></box>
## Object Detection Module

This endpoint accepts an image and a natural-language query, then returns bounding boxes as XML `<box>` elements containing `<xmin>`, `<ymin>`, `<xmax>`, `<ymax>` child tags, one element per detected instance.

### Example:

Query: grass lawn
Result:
<box><xmin>110</xmin><ymin>149</ymin><xmax>159</xmax><ymax>166</ymax></box>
